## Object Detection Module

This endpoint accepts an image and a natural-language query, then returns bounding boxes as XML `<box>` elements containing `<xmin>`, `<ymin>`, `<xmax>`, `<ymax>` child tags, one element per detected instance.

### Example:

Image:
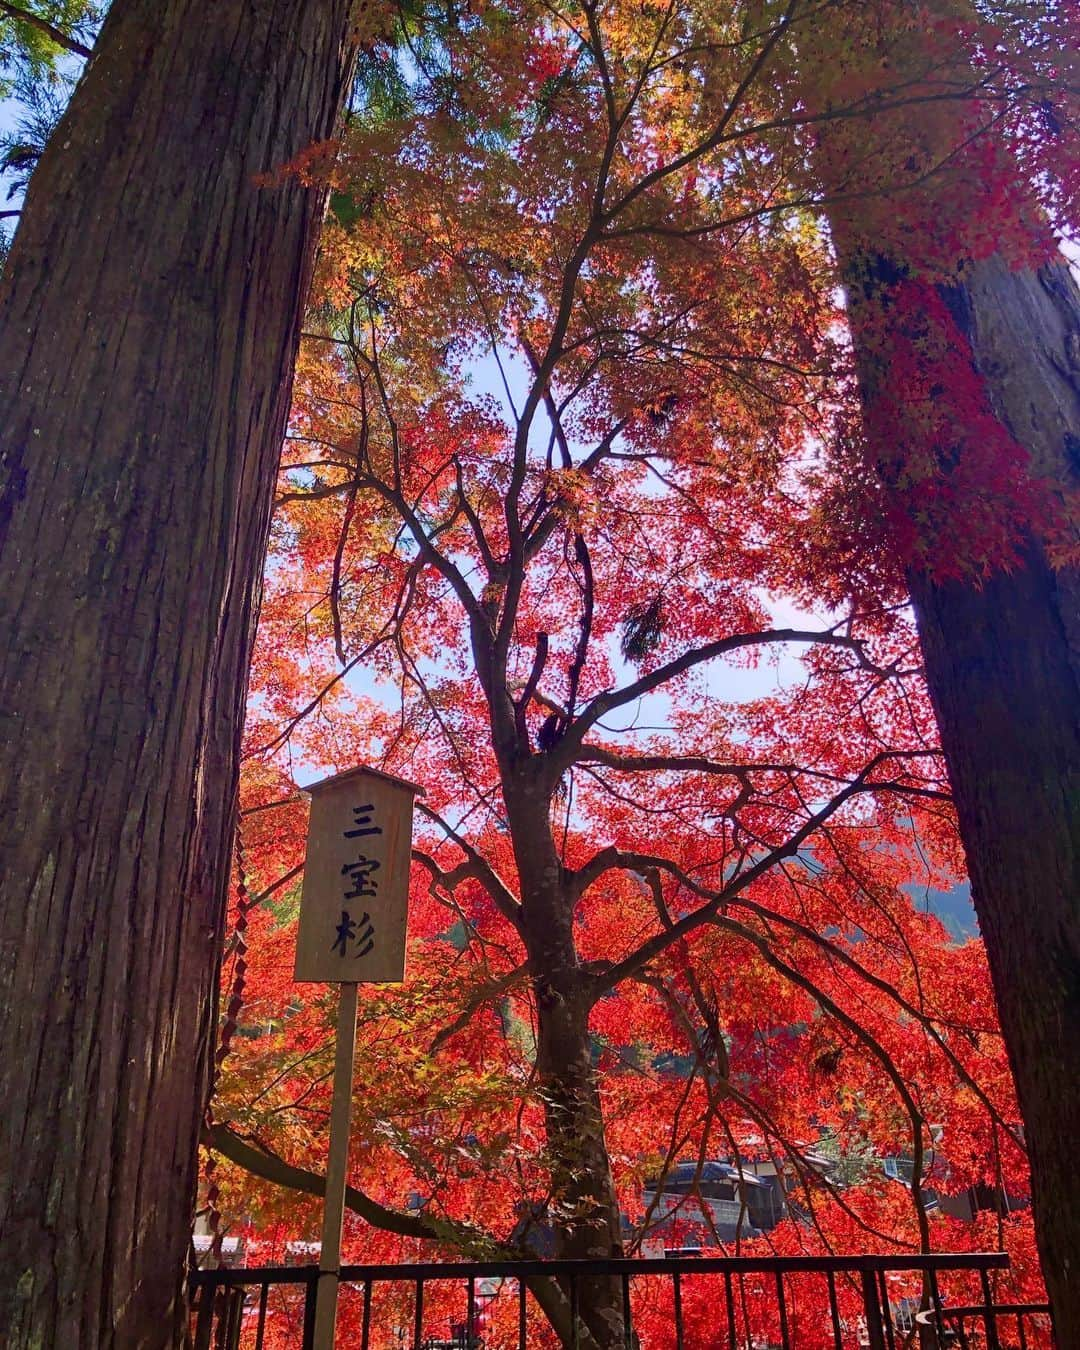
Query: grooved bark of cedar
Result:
<box><xmin>847</xmin><ymin>252</ymin><xmax>1080</xmax><ymax>1343</ymax></box>
<box><xmin>0</xmin><ymin>2</ymin><xmax>360</xmax><ymax>1345</ymax></box>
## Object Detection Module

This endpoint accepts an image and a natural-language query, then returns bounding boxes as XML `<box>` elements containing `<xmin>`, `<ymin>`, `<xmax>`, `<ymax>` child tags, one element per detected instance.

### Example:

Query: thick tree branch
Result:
<box><xmin>564</xmin><ymin>534</ymin><xmax>594</xmax><ymax>724</ymax></box>
<box><xmin>577</xmin><ymin>758</ymin><xmax>889</xmax><ymax>987</ymax></box>
<box><xmin>207</xmin><ymin>1123</ymin><xmax>503</xmax><ymax>1249</ymax></box>
<box><xmin>249</xmin><ymin>862</ymin><xmax>303</xmax><ymax>909</ymax></box>
<box><xmin>429</xmin><ymin>962</ymin><xmax>530</xmax><ymax>1052</ymax></box>
<box><xmin>0</xmin><ymin>1</ymin><xmax>93</xmax><ymax>58</ymax></box>
<box><xmin>573</xmin><ymin>747</ymin><xmax>795</xmax><ymax>778</ymax></box>
<box><xmin>516</xmin><ymin>631</ymin><xmax>549</xmax><ymax>743</ymax></box>
<box><xmin>416</xmin><ymin>804</ymin><xmax>523</xmax><ymax>929</ymax></box>
<box><xmin>207</xmin><ymin>1123</ymin><xmax>598</xmax><ymax>1347</ymax></box>
<box><xmin>554</xmin><ymin>627</ymin><xmax>874</xmax><ymax>769</ymax></box>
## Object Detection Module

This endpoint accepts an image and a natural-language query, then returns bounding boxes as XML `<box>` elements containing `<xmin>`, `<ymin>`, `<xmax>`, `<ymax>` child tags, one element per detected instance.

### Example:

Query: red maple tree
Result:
<box><xmin>201</xmin><ymin>0</ymin><xmax>1073</xmax><ymax>1342</ymax></box>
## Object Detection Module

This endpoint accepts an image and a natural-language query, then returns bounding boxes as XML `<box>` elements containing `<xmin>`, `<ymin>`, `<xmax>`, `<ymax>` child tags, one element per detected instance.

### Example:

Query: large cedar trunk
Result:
<box><xmin>844</xmin><ymin>252</ymin><xmax>1080</xmax><ymax>1341</ymax></box>
<box><xmin>0</xmin><ymin>2</ymin><xmax>360</xmax><ymax>1344</ymax></box>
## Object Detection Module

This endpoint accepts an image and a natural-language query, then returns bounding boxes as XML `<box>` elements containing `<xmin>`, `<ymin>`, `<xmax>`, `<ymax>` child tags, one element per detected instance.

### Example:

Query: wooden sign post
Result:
<box><xmin>293</xmin><ymin>765</ymin><xmax>421</xmax><ymax>1350</ymax></box>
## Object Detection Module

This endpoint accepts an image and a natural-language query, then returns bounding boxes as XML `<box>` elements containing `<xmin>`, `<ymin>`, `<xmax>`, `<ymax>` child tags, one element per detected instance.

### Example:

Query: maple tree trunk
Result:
<box><xmin>505</xmin><ymin>774</ymin><xmax>626</xmax><ymax>1347</ymax></box>
<box><xmin>0</xmin><ymin>2</ymin><xmax>360</xmax><ymax>1345</ymax></box>
<box><xmin>532</xmin><ymin>988</ymin><xmax>627</xmax><ymax>1348</ymax></box>
<box><xmin>844</xmin><ymin>250</ymin><xmax>1080</xmax><ymax>1342</ymax></box>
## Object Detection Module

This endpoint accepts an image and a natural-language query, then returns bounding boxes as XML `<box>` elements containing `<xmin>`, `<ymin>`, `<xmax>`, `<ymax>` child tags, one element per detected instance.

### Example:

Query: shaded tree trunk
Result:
<box><xmin>505</xmin><ymin>771</ymin><xmax>627</xmax><ymax>1348</ymax></box>
<box><xmin>842</xmin><ymin>248</ymin><xmax>1080</xmax><ymax>1342</ymax></box>
<box><xmin>0</xmin><ymin>2</ymin><xmax>360</xmax><ymax>1345</ymax></box>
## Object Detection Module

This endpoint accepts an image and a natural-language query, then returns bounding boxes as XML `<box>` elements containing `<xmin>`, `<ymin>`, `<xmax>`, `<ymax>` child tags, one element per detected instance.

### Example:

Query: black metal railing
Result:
<box><xmin>189</xmin><ymin>1251</ymin><xmax>1053</xmax><ymax>1349</ymax></box>
<box><xmin>915</xmin><ymin>1300</ymin><xmax>1054</xmax><ymax>1349</ymax></box>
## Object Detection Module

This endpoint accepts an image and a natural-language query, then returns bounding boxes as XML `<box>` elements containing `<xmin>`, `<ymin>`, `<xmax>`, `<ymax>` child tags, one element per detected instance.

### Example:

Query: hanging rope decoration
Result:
<box><xmin>201</xmin><ymin>810</ymin><xmax>259</xmax><ymax>1266</ymax></box>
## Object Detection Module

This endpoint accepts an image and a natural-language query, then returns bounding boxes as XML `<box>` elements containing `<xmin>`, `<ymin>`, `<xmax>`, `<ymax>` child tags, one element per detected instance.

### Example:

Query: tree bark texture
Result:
<box><xmin>504</xmin><ymin>774</ymin><xmax>627</xmax><ymax>1349</ymax></box>
<box><xmin>844</xmin><ymin>250</ymin><xmax>1080</xmax><ymax>1343</ymax></box>
<box><xmin>0</xmin><ymin>2</ymin><xmax>360</xmax><ymax>1345</ymax></box>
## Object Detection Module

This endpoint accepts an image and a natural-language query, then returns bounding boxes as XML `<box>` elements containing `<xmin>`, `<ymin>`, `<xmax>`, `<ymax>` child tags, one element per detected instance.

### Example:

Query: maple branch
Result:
<box><xmin>574</xmin><ymin>747</ymin><xmax>794</xmax><ymax>778</ymax></box>
<box><xmin>428</xmin><ymin>962</ymin><xmax>530</xmax><ymax>1053</ymax></box>
<box><xmin>515</xmin><ymin>630</ymin><xmax>549</xmax><ymax>743</ymax></box>
<box><xmin>499</xmin><ymin>214</ymin><xmax>604</xmax><ymax>670</ymax></box>
<box><xmin>340</xmin><ymin>332</ymin><xmax>490</xmax><ymax>650</ymax></box>
<box><xmin>605</xmin><ymin>35</ymin><xmax>1003</xmax><ymax>229</ymax></box>
<box><xmin>516</xmin><ymin>414</ymin><xmax>624</xmax><ymax>574</ymax></box>
<box><xmin>329</xmin><ymin>483</ymin><xmax>358</xmax><ymax>666</ymax></box>
<box><xmin>574</xmin><ymin>746</ymin><xmax>949</xmax><ymax>816</ymax></box>
<box><xmin>634</xmin><ymin>971</ymin><xmax>920</xmax><ymax>1250</ymax></box>
<box><xmin>411</xmin><ymin>843</ymin><xmax>522</xmax><ymax>985</ymax></box>
<box><xmin>325</xmin><ymin>386</ymin><xmax>369</xmax><ymax>665</ymax></box>
<box><xmin>207</xmin><ymin>1123</ymin><xmax>494</xmax><ymax>1247</ymax></box>
<box><xmin>240</xmin><ymin>794</ymin><xmax>304</xmax><ymax>817</ymax></box>
<box><xmin>707</xmin><ymin>914</ymin><xmax>935</xmax><ymax>1251</ymax></box>
<box><xmin>605</xmin><ymin>101</ymin><xmax>1009</xmax><ymax>246</ymax></box>
<box><xmin>564</xmin><ymin>534</ymin><xmax>594</xmax><ymax>721</ymax></box>
<box><xmin>580</xmin><ymin>0</ymin><xmax>616</xmax><ymax>132</ymax></box>
<box><xmin>415</xmin><ymin>803</ymin><xmax>523</xmax><ymax>929</ymax></box>
<box><xmin>411</xmin><ymin>847</ymin><xmax>474</xmax><ymax>896</ymax></box>
<box><xmin>208</xmin><ymin>1121</ymin><xmax>598</xmax><ymax>1347</ymax></box>
<box><xmin>628</xmin><ymin>1031</ymin><xmax>716</xmax><ymax>1248</ymax></box>
<box><xmin>249</xmin><ymin>863</ymin><xmax>303</xmax><ymax>909</ymax></box>
<box><xmin>0</xmin><ymin>1</ymin><xmax>93</xmax><ymax>57</ymax></box>
<box><xmin>555</xmin><ymin>627</ymin><xmax>872</xmax><ymax>768</ymax></box>
<box><xmin>629</xmin><ymin>844</ymin><xmax>936</xmax><ymax>1247</ymax></box>
<box><xmin>602</xmin><ymin>0</ymin><xmax>803</xmax><ymax>223</ymax></box>
<box><xmin>396</xmin><ymin>643</ymin><xmax>495</xmax><ymax>819</ymax></box>
<box><xmin>246</xmin><ymin>562</ymin><xmax>420</xmax><ymax>759</ymax></box>
<box><xmin>639</xmin><ymin>869</ymin><xmax>731</xmax><ymax>1077</ymax></box>
<box><xmin>576</xmin><ymin>756</ymin><xmax>890</xmax><ymax>986</ymax></box>
<box><xmin>740</xmin><ymin>875</ymin><xmax>1024</xmax><ymax>1151</ymax></box>
<box><xmin>454</xmin><ymin>457</ymin><xmax>499</xmax><ymax>580</ymax></box>
<box><xmin>361</xmin><ymin>464</ymin><xmax>512</xmax><ymax>740</ymax></box>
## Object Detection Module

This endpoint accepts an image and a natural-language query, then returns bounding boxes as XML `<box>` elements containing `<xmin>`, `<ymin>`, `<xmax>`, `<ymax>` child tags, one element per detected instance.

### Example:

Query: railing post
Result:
<box><xmin>192</xmin><ymin>1282</ymin><xmax>214</xmax><ymax>1350</ymax></box>
<box><xmin>225</xmin><ymin>1288</ymin><xmax>247</xmax><ymax>1350</ymax></box>
<box><xmin>979</xmin><ymin>1267</ymin><xmax>1002</xmax><ymax>1350</ymax></box>
<box><xmin>413</xmin><ymin>1276</ymin><xmax>424</xmax><ymax>1348</ymax></box>
<box><xmin>302</xmin><ymin>1270</ymin><xmax>319</xmax><ymax>1350</ymax></box>
<box><xmin>826</xmin><ymin>1270</ymin><xmax>843</xmax><ymax>1350</ymax></box>
<box><xmin>185</xmin><ymin>1250</ymin><xmax>1028</xmax><ymax>1350</ymax></box>
<box><xmin>861</xmin><ymin>1268</ymin><xmax>888</xmax><ymax>1350</ymax></box>
<box><xmin>361</xmin><ymin>1279</ymin><xmax>373</xmax><ymax>1350</ymax></box>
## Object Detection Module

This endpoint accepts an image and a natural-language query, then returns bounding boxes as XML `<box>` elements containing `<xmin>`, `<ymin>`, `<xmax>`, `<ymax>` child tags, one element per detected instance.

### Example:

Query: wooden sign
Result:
<box><xmin>294</xmin><ymin>765</ymin><xmax>421</xmax><ymax>984</ymax></box>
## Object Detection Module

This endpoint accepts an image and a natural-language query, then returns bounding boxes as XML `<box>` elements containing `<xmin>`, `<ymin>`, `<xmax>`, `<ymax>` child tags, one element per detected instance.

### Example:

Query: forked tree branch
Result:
<box><xmin>416</xmin><ymin>802</ymin><xmax>524</xmax><ymax>928</ymax></box>
<box><xmin>552</xmin><ymin>627</ymin><xmax>882</xmax><ymax>771</ymax></box>
<box><xmin>733</xmin><ymin>876</ymin><xmax>1024</xmax><ymax>1151</ymax></box>
<box><xmin>428</xmin><ymin>962</ymin><xmax>530</xmax><ymax>1052</ymax></box>
<box><xmin>206</xmin><ymin>1123</ymin><xmax>599</xmax><ymax>1347</ymax></box>
<box><xmin>206</xmin><ymin>1123</ymin><xmax>475</xmax><ymax>1242</ymax></box>
<box><xmin>634</xmin><ymin>969</ymin><xmax>915</xmax><ymax>1250</ymax></box>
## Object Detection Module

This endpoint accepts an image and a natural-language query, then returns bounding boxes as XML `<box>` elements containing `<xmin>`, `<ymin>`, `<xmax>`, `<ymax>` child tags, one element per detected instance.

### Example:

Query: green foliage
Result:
<box><xmin>0</xmin><ymin>2</ymin><xmax>102</xmax><ymax>205</ymax></box>
<box><xmin>1</xmin><ymin>67</ymin><xmax>66</xmax><ymax>199</ymax></box>
<box><xmin>0</xmin><ymin>1</ymin><xmax>99</xmax><ymax>93</ymax></box>
<box><xmin>619</xmin><ymin>595</ymin><xmax>666</xmax><ymax>665</ymax></box>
